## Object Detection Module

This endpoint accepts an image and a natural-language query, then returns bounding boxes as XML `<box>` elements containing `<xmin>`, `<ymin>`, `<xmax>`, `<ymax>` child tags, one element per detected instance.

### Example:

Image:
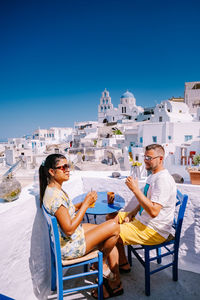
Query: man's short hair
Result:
<box><xmin>145</xmin><ymin>144</ymin><xmax>165</xmax><ymax>156</ymax></box>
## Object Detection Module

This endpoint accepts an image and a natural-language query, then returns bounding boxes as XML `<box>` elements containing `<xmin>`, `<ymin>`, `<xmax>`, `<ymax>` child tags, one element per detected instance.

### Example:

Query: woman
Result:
<box><xmin>39</xmin><ymin>153</ymin><xmax>123</xmax><ymax>299</ymax></box>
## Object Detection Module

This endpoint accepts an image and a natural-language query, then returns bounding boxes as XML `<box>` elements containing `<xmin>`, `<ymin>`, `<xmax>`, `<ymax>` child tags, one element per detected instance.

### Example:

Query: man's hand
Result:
<box><xmin>125</xmin><ymin>176</ymin><xmax>139</xmax><ymax>193</ymax></box>
<box><xmin>124</xmin><ymin>212</ymin><xmax>133</xmax><ymax>223</ymax></box>
<box><xmin>123</xmin><ymin>205</ymin><xmax>140</xmax><ymax>223</ymax></box>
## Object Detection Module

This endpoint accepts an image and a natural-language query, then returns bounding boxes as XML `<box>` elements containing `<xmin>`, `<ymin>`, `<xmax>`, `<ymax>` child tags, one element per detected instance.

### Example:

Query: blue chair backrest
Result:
<box><xmin>42</xmin><ymin>205</ymin><xmax>62</xmax><ymax>271</ymax></box>
<box><xmin>173</xmin><ymin>190</ymin><xmax>188</xmax><ymax>243</ymax></box>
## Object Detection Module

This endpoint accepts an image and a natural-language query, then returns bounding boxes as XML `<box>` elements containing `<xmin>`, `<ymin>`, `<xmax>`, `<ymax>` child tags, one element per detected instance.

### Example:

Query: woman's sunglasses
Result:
<box><xmin>54</xmin><ymin>164</ymin><xmax>70</xmax><ymax>172</ymax></box>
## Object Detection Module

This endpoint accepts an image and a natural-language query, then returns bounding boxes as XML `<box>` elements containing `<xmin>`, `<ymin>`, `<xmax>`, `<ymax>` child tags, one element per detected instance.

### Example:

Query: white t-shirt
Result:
<box><xmin>135</xmin><ymin>169</ymin><xmax>177</xmax><ymax>239</ymax></box>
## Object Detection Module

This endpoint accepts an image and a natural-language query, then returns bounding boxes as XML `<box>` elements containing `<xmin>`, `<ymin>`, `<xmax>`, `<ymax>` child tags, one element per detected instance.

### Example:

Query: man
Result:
<box><xmin>109</xmin><ymin>143</ymin><xmax>177</xmax><ymax>273</ymax></box>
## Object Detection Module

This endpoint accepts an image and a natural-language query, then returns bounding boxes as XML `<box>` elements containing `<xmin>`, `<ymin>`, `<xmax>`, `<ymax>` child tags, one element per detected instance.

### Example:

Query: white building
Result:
<box><xmin>184</xmin><ymin>81</ymin><xmax>200</xmax><ymax>114</ymax></box>
<box><xmin>73</xmin><ymin>121</ymin><xmax>98</xmax><ymax>148</ymax></box>
<box><xmin>196</xmin><ymin>107</ymin><xmax>200</xmax><ymax>121</ymax></box>
<box><xmin>98</xmin><ymin>89</ymin><xmax>143</xmax><ymax>123</ymax></box>
<box><xmin>124</xmin><ymin>99</ymin><xmax>200</xmax><ymax>167</ymax></box>
<box><xmin>150</xmin><ymin>99</ymin><xmax>193</xmax><ymax>123</ymax></box>
<box><xmin>33</xmin><ymin>127</ymin><xmax>73</xmax><ymax>143</ymax></box>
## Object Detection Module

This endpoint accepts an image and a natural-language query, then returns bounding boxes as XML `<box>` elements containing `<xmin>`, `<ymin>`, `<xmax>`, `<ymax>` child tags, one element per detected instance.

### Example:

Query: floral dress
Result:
<box><xmin>43</xmin><ymin>186</ymin><xmax>86</xmax><ymax>259</ymax></box>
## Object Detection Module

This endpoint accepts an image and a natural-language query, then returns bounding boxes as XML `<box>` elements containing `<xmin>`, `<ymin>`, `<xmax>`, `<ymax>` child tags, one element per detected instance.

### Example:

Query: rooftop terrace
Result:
<box><xmin>0</xmin><ymin>171</ymin><xmax>200</xmax><ymax>299</ymax></box>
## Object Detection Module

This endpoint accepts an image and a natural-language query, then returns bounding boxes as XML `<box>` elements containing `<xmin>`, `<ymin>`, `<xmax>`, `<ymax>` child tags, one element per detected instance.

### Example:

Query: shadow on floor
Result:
<box><xmin>47</xmin><ymin>258</ymin><xmax>200</xmax><ymax>300</ymax></box>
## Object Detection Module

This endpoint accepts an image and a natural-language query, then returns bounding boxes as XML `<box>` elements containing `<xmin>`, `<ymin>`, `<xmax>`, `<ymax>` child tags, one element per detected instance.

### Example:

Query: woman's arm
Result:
<box><xmin>55</xmin><ymin>191</ymin><xmax>97</xmax><ymax>236</ymax></box>
<box><xmin>74</xmin><ymin>202</ymin><xmax>82</xmax><ymax>211</ymax></box>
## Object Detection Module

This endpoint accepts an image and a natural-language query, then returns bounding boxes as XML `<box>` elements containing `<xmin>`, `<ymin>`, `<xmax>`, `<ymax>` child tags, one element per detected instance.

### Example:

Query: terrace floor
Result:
<box><xmin>48</xmin><ymin>257</ymin><xmax>200</xmax><ymax>300</ymax></box>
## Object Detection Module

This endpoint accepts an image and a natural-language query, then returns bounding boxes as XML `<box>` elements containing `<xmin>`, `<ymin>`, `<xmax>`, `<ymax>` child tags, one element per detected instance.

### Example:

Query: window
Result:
<box><xmin>140</xmin><ymin>137</ymin><xmax>143</xmax><ymax>144</ymax></box>
<box><xmin>101</xmin><ymin>106</ymin><xmax>103</xmax><ymax>112</ymax></box>
<box><xmin>108</xmin><ymin>106</ymin><xmax>110</xmax><ymax>109</ymax></box>
<box><xmin>168</xmin><ymin>135</ymin><xmax>172</xmax><ymax>140</ymax></box>
<box><xmin>103</xmin><ymin>100</ymin><xmax>105</xmax><ymax>104</ymax></box>
<box><xmin>152</xmin><ymin>136</ymin><xmax>157</xmax><ymax>143</ymax></box>
<box><xmin>122</xmin><ymin>107</ymin><xmax>126</xmax><ymax>113</ymax></box>
<box><xmin>106</xmin><ymin>100</ymin><xmax>108</xmax><ymax>104</ymax></box>
<box><xmin>184</xmin><ymin>135</ymin><xmax>192</xmax><ymax>142</ymax></box>
<box><xmin>113</xmin><ymin>117</ymin><xmax>114</xmax><ymax>121</ymax></box>
<box><xmin>159</xmin><ymin>116</ymin><xmax>162</xmax><ymax>122</ymax></box>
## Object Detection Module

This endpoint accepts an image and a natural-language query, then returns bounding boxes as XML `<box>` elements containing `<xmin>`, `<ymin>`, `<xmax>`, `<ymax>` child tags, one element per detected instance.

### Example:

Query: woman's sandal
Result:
<box><xmin>103</xmin><ymin>268</ymin><xmax>116</xmax><ymax>281</ymax></box>
<box><xmin>90</xmin><ymin>264</ymin><xmax>116</xmax><ymax>281</ymax></box>
<box><xmin>91</xmin><ymin>278</ymin><xmax>124</xmax><ymax>299</ymax></box>
<box><xmin>119</xmin><ymin>262</ymin><xmax>131</xmax><ymax>274</ymax></box>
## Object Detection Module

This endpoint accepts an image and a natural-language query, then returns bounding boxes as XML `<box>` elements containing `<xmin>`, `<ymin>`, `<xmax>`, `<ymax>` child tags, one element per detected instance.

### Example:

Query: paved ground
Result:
<box><xmin>47</xmin><ymin>258</ymin><xmax>200</xmax><ymax>300</ymax></box>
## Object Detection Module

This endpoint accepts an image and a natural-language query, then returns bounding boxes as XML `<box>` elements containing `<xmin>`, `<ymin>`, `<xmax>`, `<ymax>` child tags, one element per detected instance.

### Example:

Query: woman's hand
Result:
<box><xmin>83</xmin><ymin>191</ymin><xmax>97</xmax><ymax>208</ymax></box>
<box><xmin>125</xmin><ymin>176</ymin><xmax>139</xmax><ymax>193</ymax></box>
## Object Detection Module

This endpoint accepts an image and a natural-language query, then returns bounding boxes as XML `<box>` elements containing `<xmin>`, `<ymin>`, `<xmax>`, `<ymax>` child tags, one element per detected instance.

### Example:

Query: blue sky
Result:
<box><xmin>0</xmin><ymin>0</ymin><xmax>200</xmax><ymax>139</ymax></box>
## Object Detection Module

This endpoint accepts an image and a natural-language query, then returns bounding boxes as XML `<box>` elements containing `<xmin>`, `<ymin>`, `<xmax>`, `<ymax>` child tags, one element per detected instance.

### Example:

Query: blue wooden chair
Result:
<box><xmin>127</xmin><ymin>189</ymin><xmax>188</xmax><ymax>296</ymax></box>
<box><xmin>42</xmin><ymin>206</ymin><xmax>103</xmax><ymax>300</ymax></box>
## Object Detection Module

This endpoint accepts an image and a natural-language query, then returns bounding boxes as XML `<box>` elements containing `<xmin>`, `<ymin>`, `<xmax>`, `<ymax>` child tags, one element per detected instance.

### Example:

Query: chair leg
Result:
<box><xmin>173</xmin><ymin>247</ymin><xmax>178</xmax><ymax>281</ymax></box>
<box><xmin>51</xmin><ymin>255</ymin><xmax>56</xmax><ymax>291</ymax></box>
<box><xmin>144</xmin><ymin>249</ymin><xmax>151</xmax><ymax>296</ymax></box>
<box><xmin>127</xmin><ymin>245</ymin><xmax>133</xmax><ymax>267</ymax></box>
<box><xmin>57</xmin><ymin>263</ymin><xmax>63</xmax><ymax>300</ymax></box>
<box><xmin>156</xmin><ymin>248</ymin><xmax>161</xmax><ymax>264</ymax></box>
<box><xmin>98</xmin><ymin>252</ymin><xmax>103</xmax><ymax>300</ymax></box>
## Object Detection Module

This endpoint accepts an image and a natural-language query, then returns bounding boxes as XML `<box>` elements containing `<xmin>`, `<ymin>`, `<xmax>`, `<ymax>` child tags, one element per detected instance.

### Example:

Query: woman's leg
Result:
<box><xmin>84</xmin><ymin>220</ymin><xmax>123</xmax><ymax>298</ymax></box>
<box><xmin>106</xmin><ymin>212</ymin><xmax>130</xmax><ymax>271</ymax></box>
<box><xmin>82</xmin><ymin>222</ymin><xmax>98</xmax><ymax>232</ymax></box>
<box><xmin>83</xmin><ymin>220</ymin><xmax>120</xmax><ymax>266</ymax></box>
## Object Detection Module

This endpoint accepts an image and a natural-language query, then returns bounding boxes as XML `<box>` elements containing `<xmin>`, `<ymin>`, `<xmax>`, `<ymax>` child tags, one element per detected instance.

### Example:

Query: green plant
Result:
<box><xmin>113</xmin><ymin>129</ymin><xmax>122</xmax><ymax>135</ymax></box>
<box><xmin>193</xmin><ymin>154</ymin><xmax>200</xmax><ymax>166</ymax></box>
<box><xmin>94</xmin><ymin>139</ymin><xmax>97</xmax><ymax>146</ymax></box>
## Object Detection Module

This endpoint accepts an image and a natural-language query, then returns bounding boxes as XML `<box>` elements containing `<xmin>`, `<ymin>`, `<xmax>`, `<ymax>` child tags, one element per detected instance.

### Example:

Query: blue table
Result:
<box><xmin>73</xmin><ymin>191</ymin><xmax>125</xmax><ymax>223</ymax></box>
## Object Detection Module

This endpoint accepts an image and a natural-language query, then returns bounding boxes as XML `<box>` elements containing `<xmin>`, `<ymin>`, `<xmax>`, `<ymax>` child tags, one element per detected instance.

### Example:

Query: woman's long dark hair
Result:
<box><xmin>39</xmin><ymin>153</ymin><xmax>66</xmax><ymax>207</ymax></box>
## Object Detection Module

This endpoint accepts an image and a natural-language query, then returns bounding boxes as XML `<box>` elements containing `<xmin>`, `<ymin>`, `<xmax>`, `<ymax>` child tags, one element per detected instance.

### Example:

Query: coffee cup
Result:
<box><xmin>107</xmin><ymin>192</ymin><xmax>115</xmax><ymax>205</ymax></box>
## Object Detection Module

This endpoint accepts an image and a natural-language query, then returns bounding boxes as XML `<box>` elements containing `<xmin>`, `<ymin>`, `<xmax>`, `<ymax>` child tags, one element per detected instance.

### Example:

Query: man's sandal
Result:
<box><xmin>119</xmin><ymin>262</ymin><xmax>131</xmax><ymax>274</ymax></box>
<box><xmin>91</xmin><ymin>278</ymin><xmax>124</xmax><ymax>299</ymax></box>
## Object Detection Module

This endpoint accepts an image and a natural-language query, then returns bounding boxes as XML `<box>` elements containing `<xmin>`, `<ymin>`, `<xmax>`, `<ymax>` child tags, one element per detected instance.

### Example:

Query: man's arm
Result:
<box><xmin>124</xmin><ymin>204</ymin><xmax>141</xmax><ymax>223</ymax></box>
<box><xmin>125</xmin><ymin>176</ymin><xmax>162</xmax><ymax>218</ymax></box>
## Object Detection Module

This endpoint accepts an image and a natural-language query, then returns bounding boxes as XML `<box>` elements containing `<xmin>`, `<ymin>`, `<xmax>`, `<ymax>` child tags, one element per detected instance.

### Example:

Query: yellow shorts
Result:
<box><xmin>119</xmin><ymin>212</ymin><xmax>166</xmax><ymax>245</ymax></box>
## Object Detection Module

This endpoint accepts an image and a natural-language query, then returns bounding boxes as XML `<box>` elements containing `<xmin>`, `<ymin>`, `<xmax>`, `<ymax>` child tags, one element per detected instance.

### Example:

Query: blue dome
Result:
<box><xmin>121</xmin><ymin>91</ymin><xmax>134</xmax><ymax>98</ymax></box>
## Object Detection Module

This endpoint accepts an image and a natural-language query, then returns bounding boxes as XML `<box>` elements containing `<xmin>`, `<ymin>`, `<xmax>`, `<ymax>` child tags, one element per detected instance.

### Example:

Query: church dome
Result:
<box><xmin>121</xmin><ymin>91</ymin><xmax>135</xmax><ymax>98</ymax></box>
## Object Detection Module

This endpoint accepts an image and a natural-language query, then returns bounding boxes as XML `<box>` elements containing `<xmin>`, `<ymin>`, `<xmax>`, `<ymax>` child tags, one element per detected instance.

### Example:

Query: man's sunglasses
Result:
<box><xmin>55</xmin><ymin>164</ymin><xmax>70</xmax><ymax>172</ymax></box>
<box><xmin>144</xmin><ymin>155</ymin><xmax>160</xmax><ymax>161</ymax></box>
